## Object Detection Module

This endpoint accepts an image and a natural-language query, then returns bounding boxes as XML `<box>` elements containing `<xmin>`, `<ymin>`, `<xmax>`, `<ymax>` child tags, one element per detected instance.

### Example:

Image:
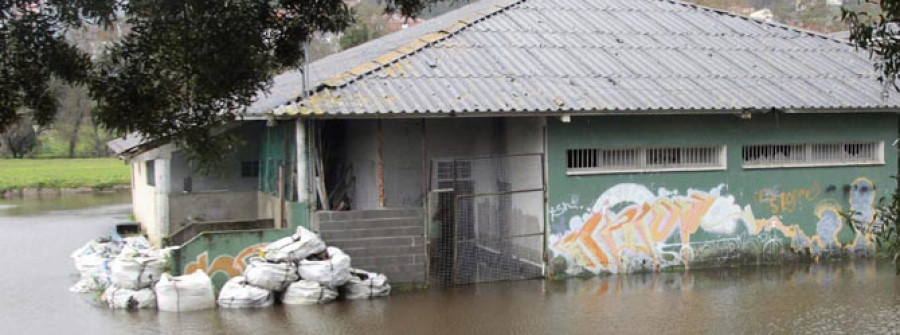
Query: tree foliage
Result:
<box><xmin>843</xmin><ymin>0</ymin><xmax>900</xmax><ymax>92</ymax></box>
<box><xmin>843</xmin><ymin>2</ymin><xmax>900</xmax><ymax>274</ymax></box>
<box><xmin>846</xmin><ymin>183</ymin><xmax>900</xmax><ymax>274</ymax></box>
<box><xmin>1</xmin><ymin>0</ymin><xmax>440</xmax><ymax>162</ymax></box>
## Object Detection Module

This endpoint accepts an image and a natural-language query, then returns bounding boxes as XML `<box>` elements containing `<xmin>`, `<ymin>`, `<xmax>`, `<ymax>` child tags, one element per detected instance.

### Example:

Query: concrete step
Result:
<box><xmin>350</xmin><ymin>254</ymin><xmax>427</xmax><ymax>268</ymax></box>
<box><xmin>319</xmin><ymin>226</ymin><xmax>423</xmax><ymax>241</ymax></box>
<box><xmin>318</xmin><ymin>217</ymin><xmax>423</xmax><ymax>231</ymax></box>
<box><xmin>316</xmin><ymin>208</ymin><xmax>423</xmax><ymax>222</ymax></box>
<box><xmin>381</xmin><ymin>269</ymin><xmax>426</xmax><ymax>284</ymax></box>
<box><xmin>328</xmin><ymin>236</ymin><xmax>425</xmax><ymax>250</ymax></box>
<box><xmin>339</xmin><ymin>245</ymin><xmax>425</xmax><ymax>258</ymax></box>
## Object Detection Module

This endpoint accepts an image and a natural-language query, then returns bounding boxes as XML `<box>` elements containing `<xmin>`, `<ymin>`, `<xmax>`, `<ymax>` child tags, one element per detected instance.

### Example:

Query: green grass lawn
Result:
<box><xmin>0</xmin><ymin>158</ymin><xmax>130</xmax><ymax>192</ymax></box>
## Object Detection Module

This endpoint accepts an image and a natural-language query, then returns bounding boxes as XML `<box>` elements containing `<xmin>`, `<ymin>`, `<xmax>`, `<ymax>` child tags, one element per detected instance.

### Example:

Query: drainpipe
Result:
<box><xmin>155</xmin><ymin>158</ymin><xmax>171</xmax><ymax>245</ymax></box>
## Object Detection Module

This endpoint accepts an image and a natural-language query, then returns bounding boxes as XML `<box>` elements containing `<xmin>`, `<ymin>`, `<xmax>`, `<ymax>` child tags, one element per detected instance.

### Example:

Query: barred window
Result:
<box><xmin>145</xmin><ymin>160</ymin><xmax>155</xmax><ymax>186</ymax></box>
<box><xmin>742</xmin><ymin>142</ymin><xmax>883</xmax><ymax>168</ymax></box>
<box><xmin>566</xmin><ymin>146</ymin><xmax>726</xmax><ymax>175</ymax></box>
<box><xmin>241</xmin><ymin>161</ymin><xmax>260</xmax><ymax>178</ymax></box>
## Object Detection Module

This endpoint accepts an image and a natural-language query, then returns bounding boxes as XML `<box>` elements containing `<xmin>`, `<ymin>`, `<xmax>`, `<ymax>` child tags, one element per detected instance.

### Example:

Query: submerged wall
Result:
<box><xmin>168</xmin><ymin>191</ymin><xmax>259</xmax><ymax>232</ymax></box>
<box><xmin>547</xmin><ymin>113</ymin><xmax>897</xmax><ymax>276</ymax></box>
<box><xmin>174</xmin><ymin>120</ymin><xmax>309</xmax><ymax>289</ymax></box>
<box><xmin>175</xmin><ymin>228</ymin><xmax>294</xmax><ymax>291</ymax></box>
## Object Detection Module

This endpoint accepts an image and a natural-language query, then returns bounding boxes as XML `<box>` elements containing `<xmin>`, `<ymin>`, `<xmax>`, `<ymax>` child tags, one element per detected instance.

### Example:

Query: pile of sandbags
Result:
<box><xmin>70</xmin><ymin>235</ymin><xmax>159</xmax><ymax>294</ymax></box>
<box><xmin>217</xmin><ymin>225</ymin><xmax>392</xmax><ymax>307</ymax></box>
<box><xmin>70</xmin><ymin>225</ymin><xmax>392</xmax><ymax>312</ymax></box>
<box><xmin>70</xmin><ymin>234</ymin><xmax>176</xmax><ymax>311</ymax></box>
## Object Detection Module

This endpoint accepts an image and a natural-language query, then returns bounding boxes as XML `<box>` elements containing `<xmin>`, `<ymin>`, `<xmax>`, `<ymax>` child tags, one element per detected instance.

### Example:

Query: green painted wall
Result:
<box><xmin>175</xmin><ymin>228</ymin><xmax>294</xmax><ymax>291</ymax></box>
<box><xmin>547</xmin><ymin>113</ymin><xmax>897</xmax><ymax>276</ymax></box>
<box><xmin>259</xmin><ymin>121</ymin><xmax>296</xmax><ymax>198</ymax></box>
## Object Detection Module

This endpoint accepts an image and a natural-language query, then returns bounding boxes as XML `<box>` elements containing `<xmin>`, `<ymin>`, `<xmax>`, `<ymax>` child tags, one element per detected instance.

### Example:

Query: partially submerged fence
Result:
<box><xmin>428</xmin><ymin>153</ymin><xmax>545</xmax><ymax>285</ymax></box>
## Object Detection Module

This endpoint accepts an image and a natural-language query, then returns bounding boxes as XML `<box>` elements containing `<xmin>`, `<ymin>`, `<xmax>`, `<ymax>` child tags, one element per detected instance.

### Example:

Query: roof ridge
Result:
<box><xmin>660</xmin><ymin>0</ymin><xmax>853</xmax><ymax>47</ymax></box>
<box><xmin>309</xmin><ymin>0</ymin><xmax>856</xmax><ymax>94</ymax></box>
<box><xmin>311</xmin><ymin>0</ymin><xmax>525</xmax><ymax>91</ymax></box>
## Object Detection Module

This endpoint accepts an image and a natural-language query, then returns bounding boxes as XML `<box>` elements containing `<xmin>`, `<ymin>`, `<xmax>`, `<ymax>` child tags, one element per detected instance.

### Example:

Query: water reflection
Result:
<box><xmin>0</xmin><ymin>192</ymin><xmax>131</xmax><ymax>216</ymax></box>
<box><xmin>549</xmin><ymin>261</ymin><xmax>882</xmax><ymax>298</ymax></box>
<box><xmin>2</xmin><ymin>195</ymin><xmax>899</xmax><ymax>335</ymax></box>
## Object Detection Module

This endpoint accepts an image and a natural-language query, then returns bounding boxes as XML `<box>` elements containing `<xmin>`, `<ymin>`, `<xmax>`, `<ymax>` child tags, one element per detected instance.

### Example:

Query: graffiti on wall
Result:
<box><xmin>184</xmin><ymin>243</ymin><xmax>265</xmax><ymax>278</ymax></box>
<box><xmin>753</xmin><ymin>184</ymin><xmax>822</xmax><ymax>214</ymax></box>
<box><xmin>550</xmin><ymin>179</ymin><xmax>877</xmax><ymax>275</ymax></box>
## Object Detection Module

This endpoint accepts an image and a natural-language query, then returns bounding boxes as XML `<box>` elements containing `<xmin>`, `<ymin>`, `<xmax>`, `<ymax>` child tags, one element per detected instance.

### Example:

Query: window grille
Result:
<box><xmin>241</xmin><ymin>161</ymin><xmax>260</xmax><ymax>178</ymax></box>
<box><xmin>566</xmin><ymin>146</ymin><xmax>725</xmax><ymax>175</ymax></box>
<box><xmin>742</xmin><ymin>142</ymin><xmax>883</xmax><ymax>168</ymax></box>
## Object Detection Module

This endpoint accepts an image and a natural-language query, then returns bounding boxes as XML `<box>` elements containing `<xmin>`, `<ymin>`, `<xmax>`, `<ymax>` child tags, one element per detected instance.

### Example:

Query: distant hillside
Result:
<box><xmin>689</xmin><ymin>0</ymin><xmax>847</xmax><ymax>33</ymax></box>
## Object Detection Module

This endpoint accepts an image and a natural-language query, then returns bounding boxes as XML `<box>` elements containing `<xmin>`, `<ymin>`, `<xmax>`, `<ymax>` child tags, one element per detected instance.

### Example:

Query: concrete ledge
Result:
<box><xmin>318</xmin><ymin>217</ymin><xmax>423</xmax><ymax>230</ymax></box>
<box><xmin>1</xmin><ymin>186</ymin><xmax>131</xmax><ymax>199</ymax></box>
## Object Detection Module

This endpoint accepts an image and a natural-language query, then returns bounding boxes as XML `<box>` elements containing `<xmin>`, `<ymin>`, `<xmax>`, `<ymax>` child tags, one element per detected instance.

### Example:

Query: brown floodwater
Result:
<box><xmin>1</xmin><ymin>195</ymin><xmax>899</xmax><ymax>335</ymax></box>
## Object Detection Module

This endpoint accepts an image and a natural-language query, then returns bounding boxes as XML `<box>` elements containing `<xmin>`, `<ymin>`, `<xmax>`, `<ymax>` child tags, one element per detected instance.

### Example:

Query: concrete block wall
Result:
<box><xmin>314</xmin><ymin>208</ymin><xmax>426</xmax><ymax>284</ymax></box>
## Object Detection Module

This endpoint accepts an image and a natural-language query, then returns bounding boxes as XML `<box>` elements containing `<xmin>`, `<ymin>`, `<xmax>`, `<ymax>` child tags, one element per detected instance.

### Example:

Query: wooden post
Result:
<box><xmin>377</xmin><ymin>120</ymin><xmax>385</xmax><ymax>208</ymax></box>
<box><xmin>276</xmin><ymin>164</ymin><xmax>285</xmax><ymax>228</ymax></box>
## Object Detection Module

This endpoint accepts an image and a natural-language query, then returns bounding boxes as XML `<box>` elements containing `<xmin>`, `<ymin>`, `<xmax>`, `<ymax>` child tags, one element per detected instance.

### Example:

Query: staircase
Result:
<box><xmin>313</xmin><ymin>208</ymin><xmax>426</xmax><ymax>284</ymax></box>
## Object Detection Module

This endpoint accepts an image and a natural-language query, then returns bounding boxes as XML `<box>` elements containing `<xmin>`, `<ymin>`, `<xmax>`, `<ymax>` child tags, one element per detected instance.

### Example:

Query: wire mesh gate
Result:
<box><xmin>427</xmin><ymin>153</ymin><xmax>546</xmax><ymax>286</ymax></box>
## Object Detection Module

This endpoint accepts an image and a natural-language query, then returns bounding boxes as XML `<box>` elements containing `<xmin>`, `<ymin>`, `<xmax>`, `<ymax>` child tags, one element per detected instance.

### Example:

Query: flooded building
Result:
<box><xmin>111</xmin><ymin>0</ymin><xmax>899</xmax><ymax>289</ymax></box>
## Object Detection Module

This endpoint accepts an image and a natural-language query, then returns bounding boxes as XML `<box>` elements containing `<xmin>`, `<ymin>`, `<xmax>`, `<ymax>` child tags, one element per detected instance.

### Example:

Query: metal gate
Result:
<box><xmin>427</xmin><ymin>153</ymin><xmax>545</xmax><ymax>285</ymax></box>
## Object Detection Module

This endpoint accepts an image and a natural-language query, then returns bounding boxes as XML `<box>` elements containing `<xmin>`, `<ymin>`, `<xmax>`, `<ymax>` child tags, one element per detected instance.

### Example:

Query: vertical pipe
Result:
<box><xmin>421</xmin><ymin>120</ymin><xmax>427</xmax><ymax>206</ymax></box>
<box><xmin>377</xmin><ymin>120</ymin><xmax>385</xmax><ymax>208</ymax></box>
<box><xmin>451</xmin><ymin>159</ymin><xmax>458</xmax><ymax>284</ymax></box>
<box><xmin>421</xmin><ymin>120</ymin><xmax>429</xmax><ymax>285</ymax></box>
<box><xmin>303</xmin><ymin>39</ymin><xmax>310</xmax><ymax>100</ymax></box>
<box><xmin>277</xmin><ymin>165</ymin><xmax>285</xmax><ymax>229</ymax></box>
<box><xmin>156</xmin><ymin>158</ymin><xmax>171</xmax><ymax>244</ymax></box>
<box><xmin>296</xmin><ymin>118</ymin><xmax>308</xmax><ymax>204</ymax></box>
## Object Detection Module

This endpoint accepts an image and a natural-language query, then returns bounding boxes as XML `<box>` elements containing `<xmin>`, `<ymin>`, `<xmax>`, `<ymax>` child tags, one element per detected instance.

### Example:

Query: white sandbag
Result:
<box><xmin>342</xmin><ymin>268</ymin><xmax>391</xmax><ymax>300</ymax></box>
<box><xmin>297</xmin><ymin>246</ymin><xmax>351</xmax><ymax>288</ymax></box>
<box><xmin>71</xmin><ymin>237</ymin><xmax>123</xmax><ymax>261</ymax></box>
<box><xmin>70</xmin><ymin>274</ymin><xmax>110</xmax><ymax>293</ymax></box>
<box><xmin>155</xmin><ymin>270</ymin><xmax>216</xmax><ymax>312</ymax></box>
<box><xmin>217</xmin><ymin>276</ymin><xmax>274</xmax><ymax>308</ymax></box>
<box><xmin>110</xmin><ymin>255</ymin><xmax>167</xmax><ymax>289</ymax></box>
<box><xmin>281</xmin><ymin>280</ymin><xmax>338</xmax><ymax>305</ymax></box>
<box><xmin>70</xmin><ymin>255</ymin><xmax>113</xmax><ymax>293</ymax></box>
<box><xmin>102</xmin><ymin>286</ymin><xmax>157</xmax><ymax>309</ymax></box>
<box><xmin>123</xmin><ymin>236</ymin><xmax>152</xmax><ymax>250</ymax></box>
<box><xmin>263</xmin><ymin>226</ymin><xmax>326</xmax><ymax>263</ymax></box>
<box><xmin>244</xmin><ymin>257</ymin><xmax>299</xmax><ymax>291</ymax></box>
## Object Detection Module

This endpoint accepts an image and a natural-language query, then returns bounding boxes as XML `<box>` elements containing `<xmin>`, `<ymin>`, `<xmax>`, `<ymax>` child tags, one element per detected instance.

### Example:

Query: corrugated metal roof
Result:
<box><xmin>252</xmin><ymin>0</ymin><xmax>900</xmax><ymax>117</ymax></box>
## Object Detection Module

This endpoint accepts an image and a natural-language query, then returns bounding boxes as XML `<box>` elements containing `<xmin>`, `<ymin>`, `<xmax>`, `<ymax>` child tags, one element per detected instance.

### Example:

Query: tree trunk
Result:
<box><xmin>91</xmin><ymin>121</ymin><xmax>103</xmax><ymax>157</ymax></box>
<box><xmin>67</xmin><ymin>96</ymin><xmax>85</xmax><ymax>158</ymax></box>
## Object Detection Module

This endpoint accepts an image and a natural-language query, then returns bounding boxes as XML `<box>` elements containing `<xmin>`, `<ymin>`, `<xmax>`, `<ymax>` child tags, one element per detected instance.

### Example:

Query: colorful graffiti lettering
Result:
<box><xmin>184</xmin><ymin>243</ymin><xmax>265</xmax><ymax>278</ymax></box>
<box><xmin>550</xmin><ymin>179</ymin><xmax>876</xmax><ymax>275</ymax></box>
<box><xmin>753</xmin><ymin>184</ymin><xmax>822</xmax><ymax>214</ymax></box>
